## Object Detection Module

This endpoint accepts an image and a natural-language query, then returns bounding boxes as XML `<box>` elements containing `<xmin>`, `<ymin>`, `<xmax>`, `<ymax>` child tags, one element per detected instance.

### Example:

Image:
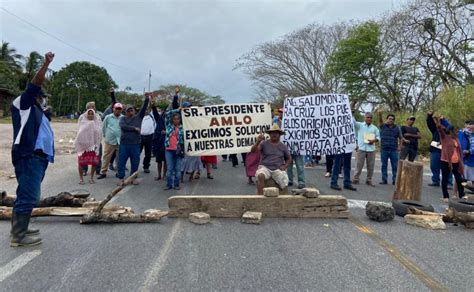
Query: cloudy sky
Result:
<box><xmin>1</xmin><ymin>0</ymin><xmax>399</xmax><ymax>102</ymax></box>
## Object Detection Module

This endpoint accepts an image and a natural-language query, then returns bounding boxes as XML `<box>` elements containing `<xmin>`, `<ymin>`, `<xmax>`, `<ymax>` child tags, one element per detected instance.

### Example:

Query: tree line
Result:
<box><xmin>0</xmin><ymin>43</ymin><xmax>224</xmax><ymax>116</ymax></box>
<box><xmin>236</xmin><ymin>0</ymin><xmax>473</xmax><ymax>117</ymax></box>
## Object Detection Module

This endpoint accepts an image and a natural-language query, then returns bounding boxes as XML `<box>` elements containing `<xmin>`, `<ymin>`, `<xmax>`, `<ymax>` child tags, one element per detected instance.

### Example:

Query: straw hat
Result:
<box><xmin>266</xmin><ymin>124</ymin><xmax>285</xmax><ymax>135</ymax></box>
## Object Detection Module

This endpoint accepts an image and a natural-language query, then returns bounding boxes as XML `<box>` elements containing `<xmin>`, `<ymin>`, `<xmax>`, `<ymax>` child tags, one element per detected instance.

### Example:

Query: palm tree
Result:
<box><xmin>24</xmin><ymin>51</ymin><xmax>44</xmax><ymax>82</ymax></box>
<box><xmin>0</xmin><ymin>41</ymin><xmax>23</xmax><ymax>70</ymax></box>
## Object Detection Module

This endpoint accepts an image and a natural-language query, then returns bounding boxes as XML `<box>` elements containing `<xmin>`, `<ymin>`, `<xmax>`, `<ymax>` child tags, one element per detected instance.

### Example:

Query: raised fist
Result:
<box><xmin>45</xmin><ymin>52</ymin><xmax>55</xmax><ymax>64</ymax></box>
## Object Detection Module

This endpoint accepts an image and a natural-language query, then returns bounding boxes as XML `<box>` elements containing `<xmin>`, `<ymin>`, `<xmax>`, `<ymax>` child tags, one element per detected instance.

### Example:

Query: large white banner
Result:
<box><xmin>282</xmin><ymin>94</ymin><xmax>357</xmax><ymax>155</ymax></box>
<box><xmin>182</xmin><ymin>103</ymin><xmax>272</xmax><ymax>156</ymax></box>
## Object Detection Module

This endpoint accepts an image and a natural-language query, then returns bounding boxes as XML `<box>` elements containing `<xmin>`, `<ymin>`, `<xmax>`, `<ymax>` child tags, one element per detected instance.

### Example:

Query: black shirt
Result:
<box><xmin>401</xmin><ymin>126</ymin><xmax>420</xmax><ymax>149</ymax></box>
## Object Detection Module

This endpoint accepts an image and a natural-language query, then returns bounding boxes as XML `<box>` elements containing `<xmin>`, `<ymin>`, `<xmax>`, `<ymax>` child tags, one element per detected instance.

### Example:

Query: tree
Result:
<box><xmin>159</xmin><ymin>84</ymin><xmax>225</xmax><ymax>105</ymax></box>
<box><xmin>235</xmin><ymin>22</ymin><xmax>351</xmax><ymax>97</ymax></box>
<box><xmin>49</xmin><ymin>61</ymin><xmax>117</xmax><ymax>115</ymax></box>
<box><xmin>23</xmin><ymin>51</ymin><xmax>44</xmax><ymax>84</ymax></box>
<box><xmin>0</xmin><ymin>41</ymin><xmax>23</xmax><ymax>71</ymax></box>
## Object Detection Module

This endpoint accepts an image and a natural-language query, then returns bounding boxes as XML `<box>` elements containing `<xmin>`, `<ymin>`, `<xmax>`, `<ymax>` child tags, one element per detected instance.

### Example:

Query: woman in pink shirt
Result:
<box><xmin>164</xmin><ymin>110</ymin><xmax>184</xmax><ymax>190</ymax></box>
<box><xmin>435</xmin><ymin>116</ymin><xmax>465</xmax><ymax>201</ymax></box>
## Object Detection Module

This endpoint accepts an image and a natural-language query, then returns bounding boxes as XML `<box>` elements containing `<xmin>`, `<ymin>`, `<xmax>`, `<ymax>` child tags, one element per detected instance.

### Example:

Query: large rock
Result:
<box><xmin>242</xmin><ymin>211</ymin><xmax>263</xmax><ymax>224</ymax></box>
<box><xmin>263</xmin><ymin>187</ymin><xmax>279</xmax><ymax>197</ymax></box>
<box><xmin>365</xmin><ymin>201</ymin><xmax>395</xmax><ymax>222</ymax></box>
<box><xmin>405</xmin><ymin>214</ymin><xmax>446</xmax><ymax>230</ymax></box>
<box><xmin>189</xmin><ymin>212</ymin><xmax>211</xmax><ymax>225</ymax></box>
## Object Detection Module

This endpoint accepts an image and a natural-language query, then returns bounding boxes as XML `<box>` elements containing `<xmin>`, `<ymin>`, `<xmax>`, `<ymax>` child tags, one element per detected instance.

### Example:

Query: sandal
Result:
<box><xmin>78</xmin><ymin>180</ymin><xmax>85</xmax><ymax>185</ymax></box>
<box><xmin>189</xmin><ymin>175</ymin><xmax>194</xmax><ymax>182</ymax></box>
<box><xmin>132</xmin><ymin>179</ymin><xmax>139</xmax><ymax>185</ymax></box>
<box><xmin>194</xmin><ymin>173</ymin><xmax>200</xmax><ymax>180</ymax></box>
<box><xmin>155</xmin><ymin>176</ymin><xmax>162</xmax><ymax>181</ymax></box>
<box><xmin>89</xmin><ymin>179</ymin><xmax>95</xmax><ymax>184</ymax></box>
<box><xmin>207</xmin><ymin>174</ymin><xmax>214</xmax><ymax>179</ymax></box>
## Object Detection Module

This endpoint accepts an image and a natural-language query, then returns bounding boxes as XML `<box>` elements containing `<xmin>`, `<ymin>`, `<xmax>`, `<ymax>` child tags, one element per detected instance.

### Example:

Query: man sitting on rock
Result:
<box><xmin>251</xmin><ymin>124</ymin><xmax>292</xmax><ymax>195</ymax></box>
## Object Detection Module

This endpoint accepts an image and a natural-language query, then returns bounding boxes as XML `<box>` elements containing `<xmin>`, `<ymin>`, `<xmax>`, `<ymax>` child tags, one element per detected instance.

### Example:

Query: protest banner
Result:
<box><xmin>282</xmin><ymin>94</ymin><xmax>357</xmax><ymax>156</ymax></box>
<box><xmin>182</xmin><ymin>103</ymin><xmax>272</xmax><ymax>156</ymax></box>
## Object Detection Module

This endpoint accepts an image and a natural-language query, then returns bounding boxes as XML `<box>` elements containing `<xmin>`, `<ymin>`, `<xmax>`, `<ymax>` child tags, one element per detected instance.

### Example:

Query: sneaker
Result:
<box><xmin>164</xmin><ymin>186</ymin><xmax>173</xmax><ymax>190</ymax></box>
<box><xmin>109</xmin><ymin>165</ymin><xmax>115</xmax><ymax>171</ymax></box>
<box><xmin>297</xmin><ymin>184</ymin><xmax>305</xmax><ymax>189</ymax></box>
<box><xmin>144</xmin><ymin>169</ymin><xmax>150</xmax><ymax>174</ymax></box>
<box><xmin>366</xmin><ymin>181</ymin><xmax>375</xmax><ymax>187</ymax></box>
<box><xmin>338</xmin><ymin>174</ymin><xmax>344</xmax><ymax>179</ymax></box>
<box><xmin>97</xmin><ymin>174</ymin><xmax>106</xmax><ymax>180</ymax></box>
<box><xmin>428</xmin><ymin>183</ymin><xmax>440</xmax><ymax>187</ymax></box>
<box><xmin>330</xmin><ymin>185</ymin><xmax>342</xmax><ymax>191</ymax></box>
<box><xmin>324</xmin><ymin>172</ymin><xmax>331</xmax><ymax>177</ymax></box>
<box><xmin>379</xmin><ymin>181</ymin><xmax>388</xmax><ymax>185</ymax></box>
<box><xmin>288</xmin><ymin>182</ymin><xmax>294</xmax><ymax>186</ymax></box>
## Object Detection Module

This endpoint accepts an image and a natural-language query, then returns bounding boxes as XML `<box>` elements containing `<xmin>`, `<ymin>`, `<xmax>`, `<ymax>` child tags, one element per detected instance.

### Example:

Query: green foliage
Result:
<box><xmin>327</xmin><ymin>21</ymin><xmax>382</xmax><ymax>100</ymax></box>
<box><xmin>0</xmin><ymin>61</ymin><xmax>20</xmax><ymax>95</ymax></box>
<box><xmin>159</xmin><ymin>84</ymin><xmax>225</xmax><ymax>106</ymax></box>
<box><xmin>434</xmin><ymin>85</ymin><xmax>474</xmax><ymax>128</ymax></box>
<box><xmin>49</xmin><ymin>61</ymin><xmax>117</xmax><ymax>115</ymax></box>
<box><xmin>0</xmin><ymin>41</ymin><xmax>23</xmax><ymax>71</ymax></box>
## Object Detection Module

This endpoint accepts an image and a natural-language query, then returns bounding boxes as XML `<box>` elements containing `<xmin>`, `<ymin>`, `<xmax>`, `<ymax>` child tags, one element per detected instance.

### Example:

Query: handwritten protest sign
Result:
<box><xmin>182</xmin><ymin>103</ymin><xmax>272</xmax><ymax>156</ymax></box>
<box><xmin>282</xmin><ymin>94</ymin><xmax>357</xmax><ymax>155</ymax></box>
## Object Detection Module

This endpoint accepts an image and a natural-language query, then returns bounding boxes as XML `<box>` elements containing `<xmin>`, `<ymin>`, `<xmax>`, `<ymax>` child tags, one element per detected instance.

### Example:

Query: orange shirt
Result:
<box><xmin>167</xmin><ymin>127</ymin><xmax>179</xmax><ymax>151</ymax></box>
<box><xmin>451</xmin><ymin>140</ymin><xmax>460</xmax><ymax>163</ymax></box>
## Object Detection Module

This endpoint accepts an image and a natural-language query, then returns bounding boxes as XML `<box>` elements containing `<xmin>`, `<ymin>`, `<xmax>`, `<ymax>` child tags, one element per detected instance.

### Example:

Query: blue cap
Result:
<box><xmin>182</xmin><ymin>101</ymin><xmax>192</xmax><ymax>108</ymax></box>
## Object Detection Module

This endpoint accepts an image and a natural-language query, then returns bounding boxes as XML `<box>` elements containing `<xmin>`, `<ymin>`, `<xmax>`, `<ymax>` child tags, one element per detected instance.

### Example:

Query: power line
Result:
<box><xmin>1</xmin><ymin>6</ymin><xmax>161</xmax><ymax>87</ymax></box>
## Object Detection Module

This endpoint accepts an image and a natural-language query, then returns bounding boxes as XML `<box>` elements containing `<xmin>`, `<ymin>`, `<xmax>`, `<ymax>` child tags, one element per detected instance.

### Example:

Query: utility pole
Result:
<box><xmin>148</xmin><ymin>70</ymin><xmax>151</xmax><ymax>92</ymax></box>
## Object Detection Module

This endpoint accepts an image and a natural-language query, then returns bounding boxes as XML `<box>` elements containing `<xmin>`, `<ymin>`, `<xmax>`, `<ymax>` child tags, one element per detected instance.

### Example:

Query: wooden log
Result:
<box><xmin>80</xmin><ymin>209</ymin><xmax>168</xmax><ymax>224</ymax></box>
<box><xmin>92</xmin><ymin>172</ymin><xmax>139</xmax><ymax>214</ymax></box>
<box><xmin>446</xmin><ymin>208</ymin><xmax>474</xmax><ymax>226</ymax></box>
<box><xmin>405</xmin><ymin>214</ymin><xmax>446</xmax><ymax>230</ymax></box>
<box><xmin>1</xmin><ymin>191</ymin><xmax>89</xmax><ymax>207</ymax></box>
<box><xmin>392</xmin><ymin>160</ymin><xmax>424</xmax><ymax>201</ymax></box>
<box><xmin>168</xmin><ymin>195</ymin><xmax>349</xmax><ymax>218</ymax></box>
<box><xmin>0</xmin><ymin>206</ymin><xmax>129</xmax><ymax>219</ymax></box>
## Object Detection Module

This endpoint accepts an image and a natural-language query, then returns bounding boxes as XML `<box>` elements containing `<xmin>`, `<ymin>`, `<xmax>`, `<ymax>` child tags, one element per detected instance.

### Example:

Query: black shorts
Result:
<box><xmin>155</xmin><ymin>151</ymin><xmax>166</xmax><ymax>163</ymax></box>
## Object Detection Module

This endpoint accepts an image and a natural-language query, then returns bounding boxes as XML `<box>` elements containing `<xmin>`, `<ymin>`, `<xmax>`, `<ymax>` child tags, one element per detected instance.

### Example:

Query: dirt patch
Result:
<box><xmin>0</xmin><ymin>122</ymin><xmax>78</xmax><ymax>179</ymax></box>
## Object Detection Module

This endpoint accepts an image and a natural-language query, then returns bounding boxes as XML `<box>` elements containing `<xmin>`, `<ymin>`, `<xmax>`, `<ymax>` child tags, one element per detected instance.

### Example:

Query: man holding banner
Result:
<box><xmin>352</xmin><ymin>112</ymin><xmax>380</xmax><ymax>186</ymax></box>
<box><xmin>252</xmin><ymin>124</ymin><xmax>292</xmax><ymax>195</ymax></box>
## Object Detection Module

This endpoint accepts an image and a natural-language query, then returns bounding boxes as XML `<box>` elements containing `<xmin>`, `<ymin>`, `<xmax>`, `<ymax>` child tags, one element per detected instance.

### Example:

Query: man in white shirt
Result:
<box><xmin>140</xmin><ymin>107</ymin><xmax>156</xmax><ymax>173</ymax></box>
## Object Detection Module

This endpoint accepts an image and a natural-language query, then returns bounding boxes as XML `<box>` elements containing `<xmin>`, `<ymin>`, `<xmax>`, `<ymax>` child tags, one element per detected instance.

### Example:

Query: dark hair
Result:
<box><xmin>465</xmin><ymin>120</ymin><xmax>471</xmax><ymax>124</ymax></box>
<box><xmin>386</xmin><ymin>114</ymin><xmax>395</xmax><ymax>119</ymax></box>
<box><xmin>445</xmin><ymin>125</ymin><xmax>456</xmax><ymax>135</ymax></box>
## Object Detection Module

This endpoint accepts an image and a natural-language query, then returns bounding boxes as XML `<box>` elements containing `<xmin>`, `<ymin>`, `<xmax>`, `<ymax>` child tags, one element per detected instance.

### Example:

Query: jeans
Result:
<box><xmin>117</xmin><ymin>144</ymin><xmax>141</xmax><ymax>179</ymax></box>
<box><xmin>166</xmin><ymin>150</ymin><xmax>183</xmax><ymax>188</ymax></box>
<box><xmin>381</xmin><ymin>150</ymin><xmax>398</xmax><ymax>183</ymax></box>
<box><xmin>331</xmin><ymin>153</ymin><xmax>352</xmax><ymax>187</ymax></box>
<box><xmin>440</xmin><ymin>161</ymin><xmax>464</xmax><ymax>198</ymax></box>
<box><xmin>140</xmin><ymin>134</ymin><xmax>153</xmax><ymax>170</ymax></box>
<box><xmin>430</xmin><ymin>151</ymin><xmax>453</xmax><ymax>185</ymax></box>
<box><xmin>287</xmin><ymin>155</ymin><xmax>305</xmax><ymax>187</ymax></box>
<box><xmin>13</xmin><ymin>155</ymin><xmax>49</xmax><ymax>214</ymax></box>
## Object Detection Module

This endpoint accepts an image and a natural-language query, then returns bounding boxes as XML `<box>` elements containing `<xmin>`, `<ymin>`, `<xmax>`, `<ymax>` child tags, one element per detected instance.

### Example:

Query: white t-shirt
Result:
<box><xmin>141</xmin><ymin>114</ymin><xmax>156</xmax><ymax>135</ymax></box>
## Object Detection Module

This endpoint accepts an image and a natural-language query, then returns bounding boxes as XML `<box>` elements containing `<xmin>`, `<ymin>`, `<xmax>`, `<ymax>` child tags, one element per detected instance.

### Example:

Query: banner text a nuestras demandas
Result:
<box><xmin>182</xmin><ymin>103</ymin><xmax>272</xmax><ymax>156</ymax></box>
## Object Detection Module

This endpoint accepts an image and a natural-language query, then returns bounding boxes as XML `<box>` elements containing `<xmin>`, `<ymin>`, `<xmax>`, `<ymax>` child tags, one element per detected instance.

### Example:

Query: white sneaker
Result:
<box><xmin>325</xmin><ymin>172</ymin><xmax>331</xmax><ymax>177</ymax></box>
<box><xmin>339</xmin><ymin>174</ymin><xmax>344</xmax><ymax>179</ymax></box>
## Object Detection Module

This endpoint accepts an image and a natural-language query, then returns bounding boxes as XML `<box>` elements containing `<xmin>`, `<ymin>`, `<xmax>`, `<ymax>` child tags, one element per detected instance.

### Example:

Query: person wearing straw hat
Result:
<box><xmin>251</xmin><ymin>124</ymin><xmax>292</xmax><ymax>195</ymax></box>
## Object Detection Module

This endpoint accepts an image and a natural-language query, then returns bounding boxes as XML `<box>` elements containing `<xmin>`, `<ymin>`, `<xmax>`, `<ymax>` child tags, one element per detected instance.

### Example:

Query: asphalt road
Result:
<box><xmin>0</xmin><ymin>154</ymin><xmax>472</xmax><ymax>291</ymax></box>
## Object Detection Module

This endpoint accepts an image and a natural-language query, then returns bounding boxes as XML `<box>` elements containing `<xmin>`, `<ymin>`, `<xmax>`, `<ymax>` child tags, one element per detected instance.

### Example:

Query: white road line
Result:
<box><xmin>140</xmin><ymin>220</ymin><xmax>183</xmax><ymax>292</ymax></box>
<box><xmin>0</xmin><ymin>250</ymin><xmax>42</xmax><ymax>283</ymax></box>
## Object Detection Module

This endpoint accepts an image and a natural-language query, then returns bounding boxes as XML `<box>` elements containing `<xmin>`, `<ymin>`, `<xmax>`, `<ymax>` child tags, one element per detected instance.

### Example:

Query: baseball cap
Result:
<box><xmin>125</xmin><ymin>104</ymin><xmax>135</xmax><ymax>111</ymax></box>
<box><xmin>113</xmin><ymin>102</ymin><xmax>123</xmax><ymax>109</ymax></box>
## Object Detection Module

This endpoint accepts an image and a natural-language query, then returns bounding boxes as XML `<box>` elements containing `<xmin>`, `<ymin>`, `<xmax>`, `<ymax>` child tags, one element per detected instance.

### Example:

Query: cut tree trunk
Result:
<box><xmin>80</xmin><ymin>209</ymin><xmax>168</xmax><ymax>224</ymax></box>
<box><xmin>1</xmin><ymin>190</ymin><xmax>90</xmax><ymax>207</ymax></box>
<box><xmin>392</xmin><ymin>160</ymin><xmax>424</xmax><ymax>201</ymax></box>
<box><xmin>168</xmin><ymin>195</ymin><xmax>349</xmax><ymax>218</ymax></box>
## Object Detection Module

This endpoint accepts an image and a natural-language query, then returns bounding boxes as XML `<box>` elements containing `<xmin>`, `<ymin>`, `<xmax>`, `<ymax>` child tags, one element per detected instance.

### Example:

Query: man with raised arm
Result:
<box><xmin>10</xmin><ymin>52</ymin><xmax>55</xmax><ymax>247</ymax></box>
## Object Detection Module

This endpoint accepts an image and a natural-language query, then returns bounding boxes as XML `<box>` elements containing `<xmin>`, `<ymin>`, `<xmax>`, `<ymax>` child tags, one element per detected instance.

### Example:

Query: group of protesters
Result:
<box><xmin>8</xmin><ymin>52</ymin><xmax>473</xmax><ymax>247</ymax></box>
<box><xmin>252</xmin><ymin>105</ymin><xmax>474</xmax><ymax>202</ymax></box>
<box><xmin>73</xmin><ymin>86</ymin><xmax>219</xmax><ymax>190</ymax></box>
